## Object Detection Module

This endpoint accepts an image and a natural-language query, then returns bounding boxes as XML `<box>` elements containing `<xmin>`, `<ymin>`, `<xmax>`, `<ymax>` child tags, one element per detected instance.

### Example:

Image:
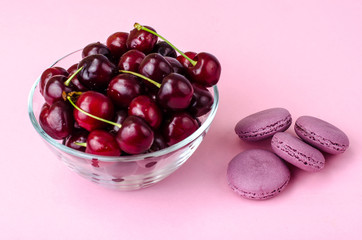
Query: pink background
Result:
<box><xmin>1</xmin><ymin>0</ymin><xmax>362</xmax><ymax>239</ymax></box>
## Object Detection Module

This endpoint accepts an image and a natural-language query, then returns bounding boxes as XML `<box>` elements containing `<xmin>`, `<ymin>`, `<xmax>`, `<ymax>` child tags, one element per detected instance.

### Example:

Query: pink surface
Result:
<box><xmin>1</xmin><ymin>0</ymin><xmax>362</xmax><ymax>239</ymax></box>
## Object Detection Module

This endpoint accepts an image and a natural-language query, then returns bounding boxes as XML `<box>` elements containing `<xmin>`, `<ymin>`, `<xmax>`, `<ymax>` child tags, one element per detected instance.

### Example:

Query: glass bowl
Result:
<box><xmin>28</xmin><ymin>49</ymin><xmax>219</xmax><ymax>190</ymax></box>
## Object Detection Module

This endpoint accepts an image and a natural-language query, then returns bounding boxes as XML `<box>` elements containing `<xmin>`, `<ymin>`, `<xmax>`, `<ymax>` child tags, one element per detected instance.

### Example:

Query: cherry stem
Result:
<box><xmin>119</xmin><ymin>70</ymin><xmax>161</xmax><ymax>88</ymax></box>
<box><xmin>66</xmin><ymin>95</ymin><xmax>122</xmax><ymax>128</ymax></box>
<box><xmin>74</xmin><ymin>142</ymin><xmax>87</xmax><ymax>147</ymax></box>
<box><xmin>134</xmin><ymin>23</ymin><xmax>197</xmax><ymax>67</ymax></box>
<box><xmin>64</xmin><ymin>66</ymin><xmax>84</xmax><ymax>86</ymax></box>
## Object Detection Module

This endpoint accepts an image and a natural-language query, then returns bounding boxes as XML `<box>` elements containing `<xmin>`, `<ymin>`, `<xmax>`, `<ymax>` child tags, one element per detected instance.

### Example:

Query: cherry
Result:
<box><xmin>118</xmin><ymin>49</ymin><xmax>145</xmax><ymax>72</ymax></box>
<box><xmin>153</xmin><ymin>41</ymin><xmax>177</xmax><ymax>57</ymax></box>
<box><xmin>106</xmin><ymin>32</ymin><xmax>129</xmax><ymax>61</ymax></box>
<box><xmin>43</xmin><ymin>75</ymin><xmax>71</xmax><ymax>105</ymax></box>
<box><xmin>165</xmin><ymin>56</ymin><xmax>185</xmax><ymax>75</ymax></box>
<box><xmin>188</xmin><ymin>83</ymin><xmax>214</xmax><ymax>117</ymax></box>
<box><xmin>39</xmin><ymin>67</ymin><xmax>68</xmax><ymax>95</ymax></box>
<box><xmin>149</xmin><ymin>131</ymin><xmax>168</xmax><ymax>152</ymax></box>
<box><xmin>116</xmin><ymin>116</ymin><xmax>154</xmax><ymax>154</ymax></box>
<box><xmin>63</xmin><ymin>130</ymin><xmax>89</xmax><ymax>152</ymax></box>
<box><xmin>163</xmin><ymin>112</ymin><xmax>199</xmax><ymax>145</ymax></box>
<box><xmin>127</xmin><ymin>25</ymin><xmax>158</xmax><ymax>53</ymax></box>
<box><xmin>39</xmin><ymin>101</ymin><xmax>74</xmax><ymax>140</ymax></box>
<box><xmin>134</xmin><ymin>23</ymin><xmax>221</xmax><ymax>87</ymax></box>
<box><xmin>108</xmin><ymin>109</ymin><xmax>128</xmax><ymax>135</ymax></box>
<box><xmin>186</xmin><ymin>52</ymin><xmax>221</xmax><ymax>87</ymax></box>
<box><xmin>128</xmin><ymin>95</ymin><xmax>162</xmax><ymax>129</ymax></box>
<box><xmin>67</xmin><ymin>63</ymin><xmax>88</xmax><ymax>91</ymax></box>
<box><xmin>82</xmin><ymin>42</ymin><xmax>111</xmax><ymax>60</ymax></box>
<box><xmin>138</xmin><ymin>53</ymin><xmax>174</xmax><ymax>84</ymax></box>
<box><xmin>77</xmin><ymin>54</ymin><xmax>117</xmax><ymax>91</ymax></box>
<box><xmin>106</xmin><ymin>74</ymin><xmax>143</xmax><ymax>108</ymax></box>
<box><xmin>85</xmin><ymin>130</ymin><xmax>121</xmax><ymax>156</ymax></box>
<box><xmin>119</xmin><ymin>71</ymin><xmax>193</xmax><ymax>111</ymax></box>
<box><xmin>72</xmin><ymin>91</ymin><xmax>115</xmax><ymax>131</ymax></box>
<box><xmin>176</xmin><ymin>51</ymin><xmax>197</xmax><ymax>68</ymax></box>
<box><xmin>157</xmin><ymin>73</ymin><xmax>193</xmax><ymax>111</ymax></box>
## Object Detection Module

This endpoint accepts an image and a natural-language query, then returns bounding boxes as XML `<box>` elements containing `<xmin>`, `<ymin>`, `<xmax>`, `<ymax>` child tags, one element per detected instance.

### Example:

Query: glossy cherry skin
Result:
<box><xmin>118</xmin><ymin>49</ymin><xmax>145</xmax><ymax>72</ymax></box>
<box><xmin>108</xmin><ymin>109</ymin><xmax>128</xmax><ymax>135</ymax></box>
<box><xmin>116</xmin><ymin>116</ymin><xmax>154</xmax><ymax>154</ymax></box>
<box><xmin>74</xmin><ymin>91</ymin><xmax>114</xmax><ymax>131</ymax></box>
<box><xmin>163</xmin><ymin>112</ymin><xmax>199</xmax><ymax>146</ymax></box>
<box><xmin>176</xmin><ymin>51</ymin><xmax>197</xmax><ymax>68</ymax></box>
<box><xmin>187</xmin><ymin>52</ymin><xmax>221</xmax><ymax>87</ymax></box>
<box><xmin>157</xmin><ymin>73</ymin><xmax>194</xmax><ymax>111</ymax></box>
<box><xmin>139</xmin><ymin>53</ymin><xmax>173</xmax><ymax>84</ymax></box>
<box><xmin>39</xmin><ymin>101</ymin><xmax>74</xmax><ymax>140</ymax></box>
<box><xmin>127</xmin><ymin>25</ymin><xmax>158</xmax><ymax>54</ymax></box>
<box><xmin>67</xmin><ymin>63</ymin><xmax>88</xmax><ymax>91</ymax></box>
<box><xmin>165</xmin><ymin>56</ymin><xmax>185</xmax><ymax>75</ymax></box>
<box><xmin>106</xmin><ymin>74</ymin><xmax>143</xmax><ymax>108</ymax></box>
<box><xmin>63</xmin><ymin>130</ymin><xmax>89</xmax><ymax>152</ymax></box>
<box><xmin>43</xmin><ymin>75</ymin><xmax>71</xmax><ymax>105</ymax></box>
<box><xmin>152</xmin><ymin>41</ymin><xmax>177</xmax><ymax>57</ymax></box>
<box><xmin>128</xmin><ymin>95</ymin><xmax>162</xmax><ymax>129</ymax></box>
<box><xmin>86</xmin><ymin>130</ymin><xmax>121</xmax><ymax>156</ymax></box>
<box><xmin>39</xmin><ymin>67</ymin><xmax>68</xmax><ymax>95</ymax></box>
<box><xmin>188</xmin><ymin>83</ymin><xmax>214</xmax><ymax>117</ymax></box>
<box><xmin>78</xmin><ymin>54</ymin><xmax>117</xmax><ymax>91</ymax></box>
<box><xmin>149</xmin><ymin>131</ymin><xmax>168</xmax><ymax>152</ymax></box>
<box><xmin>106</xmin><ymin>32</ymin><xmax>129</xmax><ymax>60</ymax></box>
<box><xmin>82</xmin><ymin>42</ymin><xmax>111</xmax><ymax>59</ymax></box>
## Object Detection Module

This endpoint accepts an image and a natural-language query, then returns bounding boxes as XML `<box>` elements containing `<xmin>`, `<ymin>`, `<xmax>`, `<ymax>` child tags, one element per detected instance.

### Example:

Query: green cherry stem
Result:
<box><xmin>134</xmin><ymin>23</ymin><xmax>197</xmax><ymax>67</ymax></box>
<box><xmin>74</xmin><ymin>142</ymin><xmax>87</xmax><ymax>147</ymax></box>
<box><xmin>66</xmin><ymin>95</ymin><xmax>122</xmax><ymax>128</ymax></box>
<box><xmin>64</xmin><ymin>66</ymin><xmax>84</xmax><ymax>86</ymax></box>
<box><xmin>119</xmin><ymin>70</ymin><xmax>161</xmax><ymax>88</ymax></box>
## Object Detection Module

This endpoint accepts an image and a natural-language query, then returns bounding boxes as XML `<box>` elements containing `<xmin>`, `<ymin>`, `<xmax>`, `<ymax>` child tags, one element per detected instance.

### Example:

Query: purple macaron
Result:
<box><xmin>235</xmin><ymin>108</ymin><xmax>292</xmax><ymax>141</ymax></box>
<box><xmin>271</xmin><ymin>132</ymin><xmax>325</xmax><ymax>172</ymax></box>
<box><xmin>294</xmin><ymin>116</ymin><xmax>349</xmax><ymax>154</ymax></box>
<box><xmin>227</xmin><ymin>149</ymin><xmax>291</xmax><ymax>200</ymax></box>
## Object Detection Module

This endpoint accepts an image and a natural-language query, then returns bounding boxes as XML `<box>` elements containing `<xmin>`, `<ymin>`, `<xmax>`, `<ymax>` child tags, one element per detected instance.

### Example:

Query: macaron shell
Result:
<box><xmin>294</xmin><ymin>116</ymin><xmax>349</xmax><ymax>154</ymax></box>
<box><xmin>271</xmin><ymin>132</ymin><xmax>325</xmax><ymax>172</ymax></box>
<box><xmin>235</xmin><ymin>108</ymin><xmax>292</xmax><ymax>141</ymax></box>
<box><xmin>227</xmin><ymin>149</ymin><xmax>290</xmax><ymax>200</ymax></box>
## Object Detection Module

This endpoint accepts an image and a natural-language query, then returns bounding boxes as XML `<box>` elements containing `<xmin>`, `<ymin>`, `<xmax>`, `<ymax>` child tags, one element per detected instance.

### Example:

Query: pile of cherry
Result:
<box><xmin>38</xmin><ymin>23</ymin><xmax>221</xmax><ymax>156</ymax></box>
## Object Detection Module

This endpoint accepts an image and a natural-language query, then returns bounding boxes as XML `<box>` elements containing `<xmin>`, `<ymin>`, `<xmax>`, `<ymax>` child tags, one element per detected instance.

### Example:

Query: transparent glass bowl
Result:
<box><xmin>28</xmin><ymin>50</ymin><xmax>219</xmax><ymax>190</ymax></box>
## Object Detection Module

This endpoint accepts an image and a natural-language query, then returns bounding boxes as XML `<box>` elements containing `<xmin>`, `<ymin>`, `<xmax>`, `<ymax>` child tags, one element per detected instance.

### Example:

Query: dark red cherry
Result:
<box><xmin>63</xmin><ymin>130</ymin><xmax>89</xmax><ymax>152</ymax></box>
<box><xmin>149</xmin><ymin>131</ymin><xmax>168</xmax><ymax>152</ymax></box>
<box><xmin>139</xmin><ymin>53</ymin><xmax>173</xmax><ymax>85</ymax></box>
<box><xmin>82</xmin><ymin>42</ymin><xmax>111</xmax><ymax>59</ymax></box>
<box><xmin>165</xmin><ymin>56</ymin><xmax>185</xmax><ymax>75</ymax></box>
<box><xmin>152</xmin><ymin>41</ymin><xmax>177</xmax><ymax>57</ymax></box>
<box><xmin>106</xmin><ymin>74</ymin><xmax>143</xmax><ymax>108</ymax></box>
<box><xmin>39</xmin><ymin>67</ymin><xmax>68</xmax><ymax>95</ymax></box>
<box><xmin>118</xmin><ymin>49</ymin><xmax>145</xmax><ymax>72</ymax></box>
<box><xmin>163</xmin><ymin>112</ymin><xmax>199</xmax><ymax>146</ymax></box>
<box><xmin>106</xmin><ymin>32</ymin><xmax>129</xmax><ymax>60</ymax></box>
<box><xmin>157</xmin><ymin>73</ymin><xmax>193</xmax><ymax>111</ymax></box>
<box><xmin>176</xmin><ymin>51</ymin><xmax>197</xmax><ymax>68</ymax></box>
<box><xmin>127</xmin><ymin>25</ymin><xmax>158</xmax><ymax>54</ymax></box>
<box><xmin>187</xmin><ymin>52</ymin><xmax>221</xmax><ymax>87</ymax></box>
<box><xmin>74</xmin><ymin>91</ymin><xmax>114</xmax><ymax>131</ymax></box>
<box><xmin>188</xmin><ymin>83</ymin><xmax>214</xmax><ymax>117</ymax></box>
<box><xmin>128</xmin><ymin>95</ymin><xmax>162</xmax><ymax>129</ymax></box>
<box><xmin>39</xmin><ymin>101</ymin><xmax>74</xmax><ymax>140</ymax></box>
<box><xmin>108</xmin><ymin>109</ymin><xmax>128</xmax><ymax>135</ymax></box>
<box><xmin>67</xmin><ymin>64</ymin><xmax>88</xmax><ymax>91</ymax></box>
<box><xmin>85</xmin><ymin>130</ymin><xmax>121</xmax><ymax>156</ymax></box>
<box><xmin>116</xmin><ymin>116</ymin><xmax>154</xmax><ymax>154</ymax></box>
<box><xmin>43</xmin><ymin>75</ymin><xmax>71</xmax><ymax>105</ymax></box>
<box><xmin>78</xmin><ymin>54</ymin><xmax>117</xmax><ymax>91</ymax></box>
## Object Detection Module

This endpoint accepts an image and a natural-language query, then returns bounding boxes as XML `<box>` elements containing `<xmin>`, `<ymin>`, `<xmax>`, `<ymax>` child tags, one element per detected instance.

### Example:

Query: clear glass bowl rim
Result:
<box><xmin>28</xmin><ymin>49</ymin><xmax>219</xmax><ymax>162</ymax></box>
